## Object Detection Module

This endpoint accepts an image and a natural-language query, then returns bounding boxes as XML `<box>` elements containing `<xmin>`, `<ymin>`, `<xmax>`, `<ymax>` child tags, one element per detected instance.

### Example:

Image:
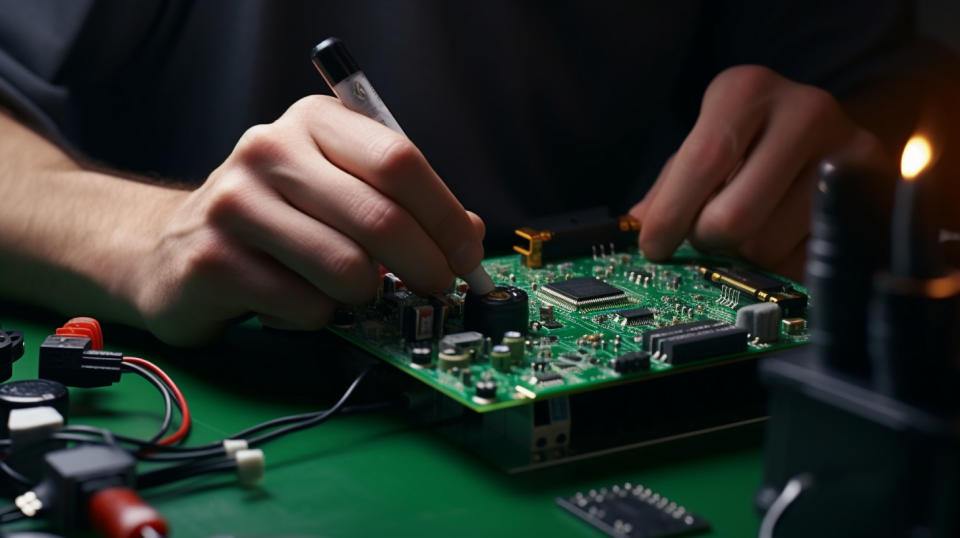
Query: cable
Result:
<box><xmin>135</xmin><ymin>458</ymin><xmax>237</xmax><ymax>490</ymax></box>
<box><xmin>247</xmin><ymin>367</ymin><xmax>370</xmax><ymax>445</ymax></box>
<box><xmin>758</xmin><ymin>473</ymin><xmax>814</xmax><ymax>538</ymax></box>
<box><xmin>121</xmin><ymin>361</ymin><xmax>175</xmax><ymax>444</ymax></box>
<box><xmin>0</xmin><ymin>503</ymin><xmax>25</xmax><ymax>524</ymax></box>
<box><xmin>0</xmin><ymin>459</ymin><xmax>31</xmax><ymax>487</ymax></box>
<box><xmin>122</xmin><ymin>357</ymin><xmax>191</xmax><ymax>446</ymax></box>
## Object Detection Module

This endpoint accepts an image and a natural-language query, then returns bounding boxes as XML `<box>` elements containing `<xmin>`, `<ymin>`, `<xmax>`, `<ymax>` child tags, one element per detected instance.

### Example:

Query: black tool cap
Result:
<box><xmin>311</xmin><ymin>37</ymin><xmax>360</xmax><ymax>86</ymax></box>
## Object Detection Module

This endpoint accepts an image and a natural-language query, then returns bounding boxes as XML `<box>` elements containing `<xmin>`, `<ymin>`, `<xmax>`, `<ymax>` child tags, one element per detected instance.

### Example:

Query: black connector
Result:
<box><xmin>0</xmin><ymin>325</ymin><xmax>25</xmax><ymax>382</ymax></box>
<box><xmin>30</xmin><ymin>445</ymin><xmax>136</xmax><ymax>531</ymax></box>
<box><xmin>38</xmin><ymin>336</ymin><xmax>122</xmax><ymax>388</ymax></box>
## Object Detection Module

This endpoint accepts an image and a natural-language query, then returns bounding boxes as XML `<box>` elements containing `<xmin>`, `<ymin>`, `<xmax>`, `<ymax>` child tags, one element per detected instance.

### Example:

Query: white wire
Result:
<box><xmin>758</xmin><ymin>473</ymin><xmax>814</xmax><ymax>538</ymax></box>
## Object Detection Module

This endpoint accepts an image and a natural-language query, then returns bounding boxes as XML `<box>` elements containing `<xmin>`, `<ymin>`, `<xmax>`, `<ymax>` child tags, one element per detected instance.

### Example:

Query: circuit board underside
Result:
<box><xmin>329</xmin><ymin>243</ymin><xmax>810</xmax><ymax>412</ymax></box>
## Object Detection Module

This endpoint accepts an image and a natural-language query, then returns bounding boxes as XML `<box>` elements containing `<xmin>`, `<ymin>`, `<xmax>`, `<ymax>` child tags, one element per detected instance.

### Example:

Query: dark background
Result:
<box><xmin>919</xmin><ymin>0</ymin><xmax>960</xmax><ymax>53</ymax></box>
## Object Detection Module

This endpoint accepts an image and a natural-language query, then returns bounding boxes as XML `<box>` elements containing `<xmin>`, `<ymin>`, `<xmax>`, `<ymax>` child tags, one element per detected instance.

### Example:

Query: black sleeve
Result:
<box><xmin>704</xmin><ymin>0</ymin><xmax>916</xmax><ymax>97</ymax></box>
<box><xmin>0</xmin><ymin>0</ymin><xmax>163</xmax><ymax>145</ymax></box>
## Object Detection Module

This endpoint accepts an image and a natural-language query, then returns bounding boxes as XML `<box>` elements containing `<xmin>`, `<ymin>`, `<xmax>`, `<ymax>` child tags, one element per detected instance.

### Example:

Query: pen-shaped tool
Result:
<box><xmin>311</xmin><ymin>37</ymin><xmax>496</xmax><ymax>296</ymax></box>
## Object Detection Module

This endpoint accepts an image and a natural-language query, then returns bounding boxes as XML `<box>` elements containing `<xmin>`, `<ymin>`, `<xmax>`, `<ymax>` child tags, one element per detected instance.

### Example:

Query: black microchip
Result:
<box><xmin>609</xmin><ymin>351</ymin><xmax>651</xmax><ymax>373</ymax></box>
<box><xmin>629</xmin><ymin>268</ymin><xmax>653</xmax><ymax>280</ymax></box>
<box><xmin>615</xmin><ymin>307</ymin><xmax>656</xmax><ymax>326</ymax></box>
<box><xmin>559</xmin><ymin>353</ymin><xmax>583</xmax><ymax>362</ymax></box>
<box><xmin>541</xmin><ymin>277</ymin><xmax>628</xmax><ymax>311</ymax></box>
<box><xmin>543</xmin><ymin>320</ymin><xmax>564</xmax><ymax>329</ymax></box>
<box><xmin>535</xmin><ymin>372</ymin><xmax>564</xmax><ymax>385</ymax></box>
<box><xmin>557</xmin><ymin>482</ymin><xmax>711</xmax><ymax>537</ymax></box>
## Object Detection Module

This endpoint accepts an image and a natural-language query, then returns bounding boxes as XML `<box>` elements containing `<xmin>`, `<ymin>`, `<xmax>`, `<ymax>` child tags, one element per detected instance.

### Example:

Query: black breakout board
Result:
<box><xmin>328</xmin><ymin>213</ymin><xmax>809</xmax><ymax>412</ymax></box>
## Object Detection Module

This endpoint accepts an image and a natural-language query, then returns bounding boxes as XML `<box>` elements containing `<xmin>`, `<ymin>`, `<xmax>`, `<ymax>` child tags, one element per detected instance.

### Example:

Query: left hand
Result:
<box><xmin>630</xmin><ymin>65</ymin><xmax>885</xmax><ymax>280</ymax></box>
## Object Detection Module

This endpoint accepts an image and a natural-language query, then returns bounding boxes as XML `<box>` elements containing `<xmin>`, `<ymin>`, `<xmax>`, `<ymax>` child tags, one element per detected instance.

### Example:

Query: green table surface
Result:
<box><xmin>0</xmin><ymin>310</ymin><xmax>764</xmax><ymax>538</ymax></box>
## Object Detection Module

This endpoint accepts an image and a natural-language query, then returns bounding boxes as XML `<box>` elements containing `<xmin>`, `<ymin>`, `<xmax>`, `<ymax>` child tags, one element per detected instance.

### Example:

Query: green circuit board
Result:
<box><xmin>329</xmin><ymin>243</ymin><xmax>809</xmax><ymax>412</ymax></box>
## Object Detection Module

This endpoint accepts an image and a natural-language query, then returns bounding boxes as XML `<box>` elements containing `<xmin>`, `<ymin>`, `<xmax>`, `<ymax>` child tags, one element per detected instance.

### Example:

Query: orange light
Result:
<box><xmin>901</xmin><ymin>135</ymin><xmax>933</xmax><ymax>180</ymax></box>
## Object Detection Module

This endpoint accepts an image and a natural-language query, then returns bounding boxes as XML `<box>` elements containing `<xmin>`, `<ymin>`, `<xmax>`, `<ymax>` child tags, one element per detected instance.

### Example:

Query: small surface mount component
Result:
<box><xmin>782</xmin><ymin>317</ymin><xmax>807</xmax><ymax>335</ymax></box>
<box><xmin>609</xmin><ymin>351</ymin><xmax>651</xmax><ymax>373</ymax></box>
<box><xmin>698</xmin><ymin>265</ymin><xmax>808</xmax><ymax>315</ymax></box>
<box><xmin>540</xmin><ymin>277</ymin><xmax>629</xmax><ymax>311</ymax></box>
<box><xmin>614</xmin><ymin>307</ymin><xmax>656</xmax><ymax>326</ymax></box>
<box><xmin>557</xmin><ymin>482</ymin><xmax>711</xmax><ymax>538</ymax></box>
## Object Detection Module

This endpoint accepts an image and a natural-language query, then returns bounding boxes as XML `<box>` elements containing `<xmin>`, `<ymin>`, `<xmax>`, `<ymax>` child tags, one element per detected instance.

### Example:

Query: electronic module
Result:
<box><xmin>329</xmin><ymin>212</ymin><xmax>810</xmax><ymax>412</ymax></box>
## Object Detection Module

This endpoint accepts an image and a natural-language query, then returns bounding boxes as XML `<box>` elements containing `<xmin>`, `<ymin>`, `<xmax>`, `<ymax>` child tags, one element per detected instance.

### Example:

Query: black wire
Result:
<box><xmin>135</xmin><ymin>368</ymin><xmax>381</xmax><ymax>461</ymax></box>
<box><xmin>247</xmin><ymin>367</ymin><xmax>370</xmax><ymax>445</ymax></box>
<box><xmin>4</xmin><ymin>368</ymin><xmax>385</xmax><ymax>470</ymax></box>
<box><xmin>0</xmin><ymin>503</ymin><xmax>24</xmax><ymax>524</ymax></box>
<box><xmin>0</xmin><ymin>460</ymin><xmax>31</xmax><ymax>487</ymax></box>
<box><xmin>122</xmin><ymin>361</ymin><xmax>175</xmax><ymax>444</ymax></box>
<box><xmin>135</xmin><ymin>458</ymin><xmax>237</xmax><ymax>489</ymax></box>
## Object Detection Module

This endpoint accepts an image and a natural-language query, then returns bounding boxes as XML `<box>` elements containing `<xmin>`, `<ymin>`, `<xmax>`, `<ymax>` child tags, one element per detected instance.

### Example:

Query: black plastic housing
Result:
<box><xmin>0</xmin><ymin>325</ymin><xmax>24</xmax><ymax>382</ymax></box>
<box><xmin>39</xmin><ymin>445</ymin><xmax>136</xmax><ymax>531</ymax></box>
<box><xmin>38</xmin><ymin>336</ymin><xmax>122</xmax><ymax>388</ymax></box>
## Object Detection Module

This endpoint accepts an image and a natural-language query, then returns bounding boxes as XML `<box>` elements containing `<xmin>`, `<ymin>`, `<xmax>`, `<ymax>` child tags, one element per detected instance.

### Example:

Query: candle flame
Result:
<box><xmin>901</xmin><ymin>135</ymin><xmax>932</xmax><ymax>180</ymax></box>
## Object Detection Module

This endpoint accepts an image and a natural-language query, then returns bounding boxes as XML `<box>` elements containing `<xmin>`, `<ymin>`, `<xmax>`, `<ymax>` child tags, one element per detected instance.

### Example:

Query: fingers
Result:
<box><xmin>214</xmin><ymin>245</ymin><xmax>338</xmax><ymax>330</ymax></box>
<box><xmin>267</xmin><ymin>153</ymin><xmax>455</xmax><ymax>293</ymax></box>
<box><xmin>629</xmin><ymin>154</ymin><xmax>674</xmax><ymax>223</ymax></box>
<box><xmin>292</xmin><ymin>96</ymin><xmax>484</xmax><ymax>276</ymax></box>
<box><xmin>692</xmin><ymin>87</ymin><xmax>842</xmax><ymax>251</ymax></box>
<box><xmin>206</xmin><ymin>177</ymin><xmax>380</xmax><ymax>305</ymax></box>
<box><xmin>638</xmin><ymin>67</ymin><xmax>771</xmax><ymax>259</ymax></box>
<box><xmin>733</xmin><ymin>163</ymin><xmax>816</xmax><ymax>269</ymax></box>
<box><xmin>767</xmin><ymin>241</ymin><xmax>807</xmax><ymax>282</ymax></box>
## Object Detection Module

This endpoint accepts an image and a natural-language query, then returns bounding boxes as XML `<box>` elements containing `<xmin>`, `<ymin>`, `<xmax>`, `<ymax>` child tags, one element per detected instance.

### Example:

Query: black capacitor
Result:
<box><xmin>463</xmin><ymin>286</ymin><xmax>529</xmax><ymax>342</ymax></box>
<box><xmin>0</xmin><ymin>378</ymin><xmax>69</xmax><ymax>437</ymax></box>
<box><xmin>0</xmin><ymin>326</ymin><xmax>24</xmax><ymax>382</ymax></box>
<box><xmin>475</xmin><ymin>380</ymin><xmax>497</xmax><ymax>400</ymax></box>
<box><xmin>409</xmin><ymin>345</ymin><xmax>432</xmax><ymax>366</ymax></box>
<box><xmin>805</xmin><ymin>160</ymin><xmax>894</xmax><ymax>377</ymax></box>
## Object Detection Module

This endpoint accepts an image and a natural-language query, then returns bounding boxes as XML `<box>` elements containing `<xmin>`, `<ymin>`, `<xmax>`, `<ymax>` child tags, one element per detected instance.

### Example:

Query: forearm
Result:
<box><xmin>0</xmin><ymin>109</ymin><xmax>185</xmax><ymax>325</ymax></box>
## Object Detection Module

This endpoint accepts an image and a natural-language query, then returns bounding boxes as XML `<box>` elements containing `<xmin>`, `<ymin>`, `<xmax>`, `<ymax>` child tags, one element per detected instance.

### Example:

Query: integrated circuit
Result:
<box><xmin>540</xmin><ymin>277</ymin><xmax>629</xmax><ymax>311</ymax></box>
<box><xmin>614</xmin><ymin>307</ymin><xmax>656</xmax><ymax>326</ymax></box>
<box><xmin>557</xmin><ymin>482</ymin><xmax>711</xmax><ymax>538</ymax></box>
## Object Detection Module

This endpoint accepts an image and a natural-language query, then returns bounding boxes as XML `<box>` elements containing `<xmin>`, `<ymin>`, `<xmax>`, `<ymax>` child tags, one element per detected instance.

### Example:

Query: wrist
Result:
<box><xmin>47</xmin><ymin>170</ymin><xmax>190</xmax><ymax>329</ymax></box>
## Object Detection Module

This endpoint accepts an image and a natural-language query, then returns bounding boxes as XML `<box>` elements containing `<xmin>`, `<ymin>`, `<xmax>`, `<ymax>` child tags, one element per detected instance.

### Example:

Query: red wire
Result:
<box><xmin>122</xmin><ymin>356</ymin><xmax>191</xmax><ymax>446</ymax></box>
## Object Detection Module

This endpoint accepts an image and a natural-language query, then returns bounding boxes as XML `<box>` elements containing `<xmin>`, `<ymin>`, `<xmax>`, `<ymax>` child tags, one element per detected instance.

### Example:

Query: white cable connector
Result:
<box><xmin>8</xmin><ymin>406</ymin><xmax>63</xmax><ymax>449</ymax></box>
<box><xmin>234</xmin><ymin>448</ymin><xmax>265</xmax><ymax>487</ymax></box>
<box><xmin>222</xmin><ymin>439</ymin><xmax>249</xmax><ymax>457</ymax></box>
<box><xmin>14</xmin><ymin>491</ymin><xmax>42</xmax><ymax>517</ymax></box>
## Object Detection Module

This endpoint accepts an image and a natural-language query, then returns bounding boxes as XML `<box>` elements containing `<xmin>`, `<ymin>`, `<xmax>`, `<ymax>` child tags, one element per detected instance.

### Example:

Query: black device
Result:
<box><xmin>757</xmin><ymin>153</ymin><xmax>960</xmax><ymax>537</ymax></box>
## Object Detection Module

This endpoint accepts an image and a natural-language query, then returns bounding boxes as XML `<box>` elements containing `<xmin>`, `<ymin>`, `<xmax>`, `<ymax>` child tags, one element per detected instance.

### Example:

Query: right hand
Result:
<box><xmin>128</xmin><ymin>95</ymin><xmax>485</xmax><ymax>345</ymax></box>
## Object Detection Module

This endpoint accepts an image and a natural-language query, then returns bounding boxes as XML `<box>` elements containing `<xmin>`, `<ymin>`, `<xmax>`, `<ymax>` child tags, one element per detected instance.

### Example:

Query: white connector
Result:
<box><xmin>8</xmin><ymin>406</ymin><xmax>63</xmax><ymax>448</ymax></box>
<box><xmin>234</xmin><ymin>448</ymin><xmax>265</xmax><ymax>487</ymax></box>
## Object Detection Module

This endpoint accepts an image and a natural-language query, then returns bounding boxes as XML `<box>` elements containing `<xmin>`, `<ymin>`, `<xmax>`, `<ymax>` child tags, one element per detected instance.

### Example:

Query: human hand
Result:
<box><xmin>630</xmin><ymin>65</ymin><xmax>885</xmax><ymax>279</ymax></box>
<box><xmin>128</xmin><ymin>95</ymin><xmax>485</xmax><ymax>345</ymax></box>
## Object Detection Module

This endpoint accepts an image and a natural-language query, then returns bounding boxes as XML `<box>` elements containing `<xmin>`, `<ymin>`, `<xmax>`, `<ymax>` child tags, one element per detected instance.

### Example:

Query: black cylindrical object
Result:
<box><xmin>805</xmin><ymin>161</ymin><xmax>894</xmax><ymax>377</ymax></box>
<box><xmin>0</xmin><ymin>378</ymin><xmax>70</xmax><ymax>437</ymax></box>
<box><xmin>464</xmin><ymin>286</ymin><xmax>529</xmax><ymax>342</ymax></box>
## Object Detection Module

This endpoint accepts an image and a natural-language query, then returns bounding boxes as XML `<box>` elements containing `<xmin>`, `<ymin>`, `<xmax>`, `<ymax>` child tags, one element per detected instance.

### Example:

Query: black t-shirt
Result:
<box><xmin>0</xmin><ymin>0</ymin><xmax>913</xmax><ymax>250</ymax></box>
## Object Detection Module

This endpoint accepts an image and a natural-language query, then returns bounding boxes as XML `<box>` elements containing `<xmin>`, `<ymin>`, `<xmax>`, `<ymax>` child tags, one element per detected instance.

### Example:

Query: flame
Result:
<box><xmin>901</xmin><ymin>135</ymin><xmax>933</xmax><ymax>180</ymax></box>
